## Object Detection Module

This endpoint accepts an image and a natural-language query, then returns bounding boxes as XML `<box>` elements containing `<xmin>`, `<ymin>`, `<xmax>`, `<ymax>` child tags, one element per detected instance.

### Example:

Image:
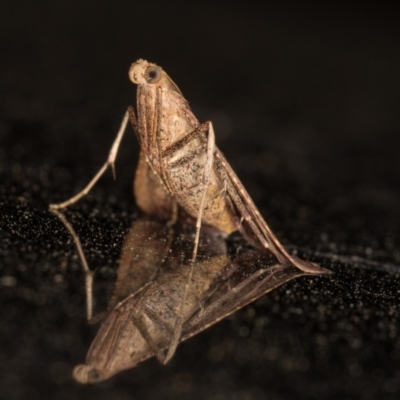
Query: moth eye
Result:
<box><xmin>88</xmin><ymin>368</ymin><xmax>104</xmax><ymax>383</ymax></box>
<box><xmin>144</xmin><ymin>66</ymin><xmax>162</xmax><ymax>84</ymax></box>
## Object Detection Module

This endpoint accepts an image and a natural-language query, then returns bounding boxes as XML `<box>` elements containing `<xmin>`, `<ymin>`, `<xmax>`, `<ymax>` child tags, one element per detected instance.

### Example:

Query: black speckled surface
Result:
<box><xmin>1</xmin><ymin>1</ymin><xmax>400</xmax><ymax>399</ymax></box>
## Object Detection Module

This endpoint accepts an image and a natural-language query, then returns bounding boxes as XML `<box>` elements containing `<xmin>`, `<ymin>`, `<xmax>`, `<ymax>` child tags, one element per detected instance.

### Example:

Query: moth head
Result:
<box><xmin>129</xmin><ymin>59</ymin><xmax>162</xmax><ymax>85</ymax></box>
<box><xmin>128</xmin><ymin>59</ymin><xmax>182</xmax><ymax>94</ymax></box>
<box><xmin>73</xmin><ymin>364</ymin><xmax>105</xmax><ymax>384</ymax></box>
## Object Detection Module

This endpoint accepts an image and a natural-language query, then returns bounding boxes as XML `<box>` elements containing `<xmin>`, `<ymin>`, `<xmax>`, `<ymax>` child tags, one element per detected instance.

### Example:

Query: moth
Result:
<box><xmin>51</xmin><ymin>59</ymin><xmax>318</xmax><ymax>270</ymax></box>
<box><xmin>50</xmin><ymin>59</ymin><xmax>323</xmax><ymax>364</ymax></box>
<box><xmin>50</xmin><ymin>212</ymin><xmax>325</xmax><ymax>384</ymax></box>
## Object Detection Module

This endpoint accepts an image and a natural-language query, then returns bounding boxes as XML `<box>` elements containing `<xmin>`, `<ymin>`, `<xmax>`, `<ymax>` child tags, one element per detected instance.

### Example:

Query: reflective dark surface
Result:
<box><xmin>66</xmin><ymin>216</ymin><xmax>325</xmax><ymax>383</ymax></box>
<box><xmin>1</xmin><ymin>1</ymin><xmax>400</xmax><ymax>399</ymax></box>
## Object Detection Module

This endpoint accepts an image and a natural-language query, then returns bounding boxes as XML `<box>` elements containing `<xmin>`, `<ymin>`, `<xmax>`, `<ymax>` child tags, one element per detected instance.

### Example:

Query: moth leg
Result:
<box><xmin>167</xmin><ymin>199</ymin><xmax>179</xmax><ymax>227</ymax></box>
<box><xmin>193</xmin><ymin>121</ymin><xmax>215</xmax><ymax>260</ymax></box>
<box><xmin>50</xmin><ymin>208</ymin><xmax>95</xmax><ymax>321</ymax></box>
<box><xmin>163</xmin><ymin>315</ymin><xmax>184</xmax><ymax>364</ymax></box>
<box><xmin>128</xmin><ymin>299</ymin><xmax>184</xmax><ymax>365</ymax></box>
<box><xmin>129</xmin><ymin>309</ymin><xmax>170</xmax><ymax>364</ymax></box>
<box><xmin>49</xmin><ymin>110</ymin><xmax>130</xmax><ymax>210</ymax></box>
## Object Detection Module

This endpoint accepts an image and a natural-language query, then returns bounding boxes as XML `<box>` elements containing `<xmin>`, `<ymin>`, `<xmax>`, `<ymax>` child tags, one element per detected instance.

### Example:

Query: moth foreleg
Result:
<box><xmin>49</xmin><ymin>110</ymin><xmax>130</xmax><ymax>210</ymax></box>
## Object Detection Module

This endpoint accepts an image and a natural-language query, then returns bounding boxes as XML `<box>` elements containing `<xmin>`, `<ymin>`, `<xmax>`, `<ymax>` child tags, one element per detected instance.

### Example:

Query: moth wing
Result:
<box><xmin>182</xmin><ymin>253</ymin><xmax>322</xmax><ymax>341</ymax></box>
<box><xmin>213</xmin><ymin>149</ymin><xmax>322</xmax><ymax>274</ymax></box>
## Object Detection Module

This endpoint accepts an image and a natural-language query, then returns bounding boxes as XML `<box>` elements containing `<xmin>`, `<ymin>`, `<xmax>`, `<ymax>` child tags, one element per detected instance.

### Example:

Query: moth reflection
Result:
<box><xmin>68</xmin><ymin>216</ymin><xmax>325</xmax><ymax>384</ymax></box>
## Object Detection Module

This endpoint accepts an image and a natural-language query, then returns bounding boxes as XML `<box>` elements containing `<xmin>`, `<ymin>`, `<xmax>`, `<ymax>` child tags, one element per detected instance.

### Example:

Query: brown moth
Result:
<box><xmin>50</xmin><ymin>59</ymin><xmax>324</xmax><ymax>364</ymax></box>
<box><xmin>50</xmin><ymin>59</ymin><xmax>318</xmax><ymax>272</ymax></box>
<box><xmin>50</xmin><ymin>212</ymin><xmax>325</xmax><ymax>384</ymax></box>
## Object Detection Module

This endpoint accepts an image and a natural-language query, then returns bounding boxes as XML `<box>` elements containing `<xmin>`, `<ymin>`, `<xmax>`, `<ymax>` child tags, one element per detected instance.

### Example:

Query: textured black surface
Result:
<box><xmin>1</xmin><ymin>1</ymin><xmax>400</xmax><ymax>399</ymax></box>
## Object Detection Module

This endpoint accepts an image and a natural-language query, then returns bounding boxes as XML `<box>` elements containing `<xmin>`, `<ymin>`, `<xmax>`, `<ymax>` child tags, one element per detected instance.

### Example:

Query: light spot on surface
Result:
<box><xmin>1</xmin><ymin>276</ymin><xmax>17</xmax><ymax>287</ymax></box>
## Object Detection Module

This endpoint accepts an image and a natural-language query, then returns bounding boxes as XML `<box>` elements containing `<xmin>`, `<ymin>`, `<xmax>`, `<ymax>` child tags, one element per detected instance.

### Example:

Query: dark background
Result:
<box><xmin>1</xmin><ymin>1</ymin><xmax>400</xmax><ymax>399</ymax></box>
